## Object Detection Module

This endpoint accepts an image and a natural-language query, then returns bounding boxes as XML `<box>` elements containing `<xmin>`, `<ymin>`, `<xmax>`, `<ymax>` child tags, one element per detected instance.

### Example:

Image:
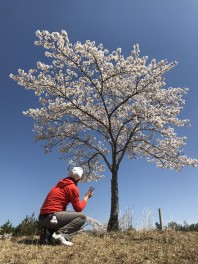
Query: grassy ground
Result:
<box><xmin>0</xmin><ymin>230</ymin><xmax>198</xmax><ymax>264</ymax></box>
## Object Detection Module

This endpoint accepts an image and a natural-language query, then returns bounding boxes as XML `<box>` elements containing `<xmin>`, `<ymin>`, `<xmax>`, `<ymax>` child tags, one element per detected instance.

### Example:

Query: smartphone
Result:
<box><xmin>89</xmin><ymin>187</ymin><xmax>95</xmax><ymax>192</ymax></box>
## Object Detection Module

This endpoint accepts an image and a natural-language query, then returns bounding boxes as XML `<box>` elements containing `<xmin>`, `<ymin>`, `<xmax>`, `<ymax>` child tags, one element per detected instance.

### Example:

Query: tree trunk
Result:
<box><xmin>107</xmin><ymin>168</ymin><xmax>119</xmax><ymax>231</ymax></box>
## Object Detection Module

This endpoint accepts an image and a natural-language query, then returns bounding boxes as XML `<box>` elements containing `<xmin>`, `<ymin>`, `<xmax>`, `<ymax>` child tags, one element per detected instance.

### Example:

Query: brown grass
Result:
<box><xmin>1</xmin><ymin>230</ymin><xmax>198</xmax><ymax>264</ymax></box>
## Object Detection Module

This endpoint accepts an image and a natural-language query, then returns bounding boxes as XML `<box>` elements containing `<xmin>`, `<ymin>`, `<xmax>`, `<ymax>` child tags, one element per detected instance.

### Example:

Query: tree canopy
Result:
<box><xmin>10</xmin><ymin>30</ymin><xmax>197</xmax><ymax>181</ymax></box>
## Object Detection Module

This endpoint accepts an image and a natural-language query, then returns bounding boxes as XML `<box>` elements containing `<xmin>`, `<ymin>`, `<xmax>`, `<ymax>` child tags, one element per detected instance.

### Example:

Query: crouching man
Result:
<box><xmin>38</xmin><ymin>167</ymin><xmax>94</xmax><ymax>246</ymax></box>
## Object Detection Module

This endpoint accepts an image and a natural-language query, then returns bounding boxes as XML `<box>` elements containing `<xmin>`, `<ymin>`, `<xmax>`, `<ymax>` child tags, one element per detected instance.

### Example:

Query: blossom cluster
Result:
<box><xmin>10</xmin><ymin>30</ymin><xmax>197</xmax><ymax>180</ymax></box>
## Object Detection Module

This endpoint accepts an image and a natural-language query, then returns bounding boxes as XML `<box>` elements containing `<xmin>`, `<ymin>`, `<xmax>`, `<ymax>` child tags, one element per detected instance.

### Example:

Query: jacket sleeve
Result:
<box><xmin>69</xmin><ymin>185</ymin><xmax>87</xmax><ymax>212</ymax></box>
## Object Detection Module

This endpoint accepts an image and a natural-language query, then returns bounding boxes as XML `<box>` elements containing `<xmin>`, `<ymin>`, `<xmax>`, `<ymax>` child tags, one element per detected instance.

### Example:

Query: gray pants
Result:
<box><xmin>39</xmin><ymin>211</ymin><xmax>86</xmax><ymax>241</ymax></box>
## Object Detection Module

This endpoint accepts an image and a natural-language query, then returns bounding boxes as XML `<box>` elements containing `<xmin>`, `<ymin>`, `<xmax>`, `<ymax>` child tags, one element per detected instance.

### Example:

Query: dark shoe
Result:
<box><xmin>39</xmin><ymin>227</ymin><xmax>52</xmax><ymax>244</ymax></box>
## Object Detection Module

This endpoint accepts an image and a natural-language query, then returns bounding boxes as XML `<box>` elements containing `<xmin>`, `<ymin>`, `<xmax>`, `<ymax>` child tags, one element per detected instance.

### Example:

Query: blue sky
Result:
<box><xmin>0</xmin><ymin>0</ymin><xmax>198</xmax><ymax>228</ymax></box>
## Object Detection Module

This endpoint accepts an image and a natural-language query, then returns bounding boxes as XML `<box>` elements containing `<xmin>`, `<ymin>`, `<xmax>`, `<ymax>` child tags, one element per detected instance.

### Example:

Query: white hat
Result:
<box><xmin>68</xmin><ymin>167</ymin><xmax>83</xmax><ymax>180</ymax></box>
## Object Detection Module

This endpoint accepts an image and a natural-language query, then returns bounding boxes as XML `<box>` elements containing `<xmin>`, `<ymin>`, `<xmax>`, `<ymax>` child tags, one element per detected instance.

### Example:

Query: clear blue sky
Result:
<box><xmin>0</xmin><ymin>0</ymin><xmax>198</xmax><ymax>228</ymax></box>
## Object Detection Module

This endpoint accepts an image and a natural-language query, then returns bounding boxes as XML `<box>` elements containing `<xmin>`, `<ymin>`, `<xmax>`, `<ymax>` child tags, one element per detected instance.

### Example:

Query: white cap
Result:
<box><xmin>68</xmin><ymin>167</ymin><xmax>83</xmax><ymax>180</ymax></box>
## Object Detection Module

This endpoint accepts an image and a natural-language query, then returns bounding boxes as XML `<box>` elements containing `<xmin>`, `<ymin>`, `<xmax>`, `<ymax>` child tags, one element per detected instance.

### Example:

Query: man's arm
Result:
<box><xmin>69</xmin><ymin>186</ymin><xmax>94</xmax><ymax>212</ymax></box>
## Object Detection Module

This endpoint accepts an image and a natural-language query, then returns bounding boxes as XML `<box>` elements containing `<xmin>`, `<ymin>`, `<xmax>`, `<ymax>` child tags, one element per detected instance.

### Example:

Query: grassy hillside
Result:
<box><xmin>0</xmin><ymin>230</ymin><xmax>198</xmax><ymax>264</ymax></box>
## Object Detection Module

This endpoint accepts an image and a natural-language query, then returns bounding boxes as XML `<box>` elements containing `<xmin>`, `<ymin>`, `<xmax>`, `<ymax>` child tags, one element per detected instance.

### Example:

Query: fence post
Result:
<box><xmin>158</xmin><ymin>208</ymin><xmax>163</xmax><ymax>231</ymax></box>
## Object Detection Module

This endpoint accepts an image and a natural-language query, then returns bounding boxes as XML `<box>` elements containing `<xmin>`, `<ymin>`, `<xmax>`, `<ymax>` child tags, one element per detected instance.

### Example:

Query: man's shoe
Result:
<box><xmin>39</xmin><ymin>227</ymin><xmax>53</xmax><ymax>244</ymax></box>
<box><xmin>51</xmin><ymin>232</ymin><xmax>73</xmax><ymax>246</ymax></box>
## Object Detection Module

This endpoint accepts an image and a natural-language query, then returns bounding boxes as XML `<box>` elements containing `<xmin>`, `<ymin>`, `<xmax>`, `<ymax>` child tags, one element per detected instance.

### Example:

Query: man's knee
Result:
<box><xmin>79</xmin><ymin>213</ymin><xmax>86</xmax><ymax>221</ymax></box>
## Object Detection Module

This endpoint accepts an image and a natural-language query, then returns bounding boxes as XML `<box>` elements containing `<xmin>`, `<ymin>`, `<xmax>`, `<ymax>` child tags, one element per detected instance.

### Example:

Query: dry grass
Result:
<box><xmin>1</xmin><ymin>230</ymin><xmax>198</xmax><ymax>264</ymax></box>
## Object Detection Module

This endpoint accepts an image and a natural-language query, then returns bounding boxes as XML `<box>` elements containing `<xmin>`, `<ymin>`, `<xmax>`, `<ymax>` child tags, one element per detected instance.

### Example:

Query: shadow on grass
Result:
<box><xmin>15</xmin><ymin>237</ymin><xmax>60</xmax><ymax>246</ymax></box>
<box><xmin>15</xmin><ymin>237</ymin><xmax>40</xmax><ymax>245</ymax></box>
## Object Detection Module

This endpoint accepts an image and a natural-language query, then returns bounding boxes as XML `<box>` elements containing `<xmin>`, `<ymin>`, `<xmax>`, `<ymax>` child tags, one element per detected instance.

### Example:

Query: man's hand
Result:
<box><xmin>83</xmin><ymin>187</ymin><xmax>95</xmax><ymax>201</ymax></box>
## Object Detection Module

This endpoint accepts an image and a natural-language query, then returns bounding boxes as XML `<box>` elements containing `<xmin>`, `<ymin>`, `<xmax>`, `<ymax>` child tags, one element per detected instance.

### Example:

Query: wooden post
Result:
<box><xmin>158</xmin><ymin>208</ymin><xmax>163</xmax><ymax>231</ymax></box>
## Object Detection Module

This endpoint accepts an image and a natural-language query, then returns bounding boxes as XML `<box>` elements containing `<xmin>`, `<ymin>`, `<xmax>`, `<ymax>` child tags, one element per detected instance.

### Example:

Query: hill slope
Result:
<box><xmin>0</xmin><ymin>230</ymin><xmax>198</xmax><ymax>263</ymax></box>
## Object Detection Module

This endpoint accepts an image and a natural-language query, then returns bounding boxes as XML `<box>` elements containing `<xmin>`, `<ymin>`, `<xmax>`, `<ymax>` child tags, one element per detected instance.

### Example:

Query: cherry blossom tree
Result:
<box><xmin>10</xmin><ymin>30</ymin><xmax>197</xmax><ymax>231</ymax></box>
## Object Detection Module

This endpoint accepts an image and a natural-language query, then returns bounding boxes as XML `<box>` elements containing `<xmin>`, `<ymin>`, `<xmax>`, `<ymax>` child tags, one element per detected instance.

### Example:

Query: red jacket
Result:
<box><xmin>40</xmin><ymin>177</ymin><xmax>86</xmax><ymax>215</ymax></box>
